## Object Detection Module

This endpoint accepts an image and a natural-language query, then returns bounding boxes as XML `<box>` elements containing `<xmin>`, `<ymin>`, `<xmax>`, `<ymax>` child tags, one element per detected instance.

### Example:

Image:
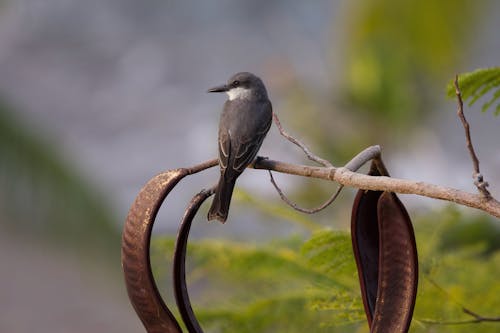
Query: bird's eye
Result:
<box><xmin>232</xmin><ymin>80</ymin><xmax>240</xmax><ymax>87</ymax></box>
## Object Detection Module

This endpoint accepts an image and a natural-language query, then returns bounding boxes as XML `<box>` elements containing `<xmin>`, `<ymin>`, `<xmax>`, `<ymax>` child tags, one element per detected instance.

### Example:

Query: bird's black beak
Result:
<box><xmin>207</xmin><ymin>84</ymin><xmax>228</xmax><ymax>93</ymax></box>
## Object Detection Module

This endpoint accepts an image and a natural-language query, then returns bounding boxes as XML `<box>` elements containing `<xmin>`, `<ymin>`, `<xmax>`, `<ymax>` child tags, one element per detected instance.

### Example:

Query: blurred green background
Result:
<box><xmin>1</xmin><ymin>1</ymin><xmax>499</xmax><ymax>332</ymax></box>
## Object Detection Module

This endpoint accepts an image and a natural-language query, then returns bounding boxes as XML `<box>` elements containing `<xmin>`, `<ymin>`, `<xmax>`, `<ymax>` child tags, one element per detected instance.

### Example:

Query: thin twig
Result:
<box><xmin>272</xmin><ymin>112</ymin><xmax>333</xmax><ymax>167</ymax></box>
<box><xmin>462</xmin><ymin>308</ymin><xmax>500</xmax><ymax>323</ymax></box>
<box><xmin>270</xmin><ymin>112</ymin><xmax>339</xmax><ymax>213</ymax></box>
<box><xmin>267</xmin><ymin>170</ymin><xmax>343</xmax><ymax>214</ymax></box>
<box><xmin>454</xmin><ymin>75</ymin><xmax>491</xmax><ymax>199</ymax></box>
<box><xmin>265</xmin><ymin>145</ymin><xmax>385</xmax><ymax>214</ymax></box>
<box><xmin>420</xmin><ymin>316</ymin><xmax>500</xmax><ymax>326</ymax></box>
<box><xmin>420</xmin><ymin>276</ymin><xmax>500</xmax><ymax>325</ymax></box>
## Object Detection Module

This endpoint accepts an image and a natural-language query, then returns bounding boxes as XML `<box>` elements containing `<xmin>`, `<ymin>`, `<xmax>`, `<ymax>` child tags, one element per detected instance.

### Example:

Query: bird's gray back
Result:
<box><xmin>220</xmin><ymin>98</ymin><xmax>272</xmax><ymax>142</ymax></box>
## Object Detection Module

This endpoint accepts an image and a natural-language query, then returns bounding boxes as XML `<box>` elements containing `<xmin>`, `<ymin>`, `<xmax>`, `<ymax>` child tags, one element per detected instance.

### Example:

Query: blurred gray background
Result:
<box><xmin>0</xmin><ymin>1</ymin><xmax>498</xmax><ymax>332</ymax></box>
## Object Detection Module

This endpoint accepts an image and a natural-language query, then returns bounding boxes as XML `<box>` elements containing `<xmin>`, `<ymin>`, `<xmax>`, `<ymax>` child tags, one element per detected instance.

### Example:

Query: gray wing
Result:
<box><xmin>218</xmin><ymin>100</ymin><xmax>272</xmax><ymax>177</ymax></box>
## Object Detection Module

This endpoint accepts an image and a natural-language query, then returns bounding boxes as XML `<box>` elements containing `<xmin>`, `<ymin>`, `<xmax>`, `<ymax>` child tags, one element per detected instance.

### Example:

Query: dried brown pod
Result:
<box><xmin>122</xmin><ymin>169</ymin><xmax>187</xmax><ymax>333</ymax></box>
<box><xmin>351</xmin><ymin>161</ymin><xmax>418</xmax><ymax>333</ymax></box>
<box><xmin>173</xmin><ymin>188</ymin><xmax>215</xmax><ymax>333</ymax></box>
<box><xmin>122</xmin><ymin>160</ymin><xmax>217</xmax><ymax>333</ymax></box>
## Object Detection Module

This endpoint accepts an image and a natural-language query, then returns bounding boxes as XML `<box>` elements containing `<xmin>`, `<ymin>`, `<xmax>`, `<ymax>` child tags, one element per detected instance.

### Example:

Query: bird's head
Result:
<box><xmin>208</xmin><ymin>72</ymin><xmax>268</xmax><ymax>101</ymax></box>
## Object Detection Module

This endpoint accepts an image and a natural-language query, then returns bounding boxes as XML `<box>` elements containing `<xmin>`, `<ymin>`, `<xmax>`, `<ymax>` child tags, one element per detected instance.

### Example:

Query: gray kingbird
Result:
<box><xmin>207</xmin><ymin>72</ymin><xmax>273</xmax><ymax>223</ymax></box>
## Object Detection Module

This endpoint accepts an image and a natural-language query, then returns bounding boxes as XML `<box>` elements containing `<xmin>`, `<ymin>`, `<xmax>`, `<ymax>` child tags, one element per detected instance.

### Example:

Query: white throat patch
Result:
<box><xmin>226</xmin><ymin>87</ymin><xmax>252</xmax><ymax>101</ymax></box>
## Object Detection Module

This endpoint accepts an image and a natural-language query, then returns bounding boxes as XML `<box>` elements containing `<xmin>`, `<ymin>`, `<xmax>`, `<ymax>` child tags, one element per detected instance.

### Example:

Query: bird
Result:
<box><xmin>207</xmin><ymin>72</ymin><xmax>273</xmax><ymax>223</ymax></box>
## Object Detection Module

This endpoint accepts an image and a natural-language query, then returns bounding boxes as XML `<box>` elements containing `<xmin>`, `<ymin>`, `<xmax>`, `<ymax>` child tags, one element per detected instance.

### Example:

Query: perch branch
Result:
<box><xmin>184</xmin><ymin>150</ymin><xmax>500</xmax><ymax>218</ymax></box>
<box><xmin>250</xmin><ymin>156</ymin><xmax>500</xmax><ymax>219</ymax></box>
<box><xmin>454</xmin><ymin>76</ymin><xmax>492</xmax><ymax>199</ymax></box>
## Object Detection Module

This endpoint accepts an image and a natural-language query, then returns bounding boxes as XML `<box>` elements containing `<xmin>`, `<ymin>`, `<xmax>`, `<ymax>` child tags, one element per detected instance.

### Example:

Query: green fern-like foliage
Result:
<box><xmin>153</xmin><ymin>232</ymin><xmax>366</xmax><ymax>333</ymax></box>
<box><xmin>447</xmin><ymin>67</ymin><xmax>500</xmax><ymax>115</ymax></box>
<box><xmin>152</xmin><ymin>207</ymin><xmax>500</xmax><ymax>332</ymax></box>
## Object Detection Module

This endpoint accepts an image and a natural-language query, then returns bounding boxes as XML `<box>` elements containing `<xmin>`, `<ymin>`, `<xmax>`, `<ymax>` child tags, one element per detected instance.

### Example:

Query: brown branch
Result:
<box><xmin>188</xmin><ymin>147</ymin><xmax>500</xmax><ymax>218</ymax></box>
<box><xmin>250</xmin><ymin>157</ymin><xmax>500</xmax><ymax>219</ymax></box>
<box><xmin>454</xmin><ymin>76</ymin><xmax>492</xmax><ymax>199</ymax></box>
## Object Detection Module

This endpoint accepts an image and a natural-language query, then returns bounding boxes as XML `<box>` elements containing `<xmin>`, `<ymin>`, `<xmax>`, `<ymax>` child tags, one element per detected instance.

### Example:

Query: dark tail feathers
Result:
<box><xmin>207</xmin><ymin>177</ymin><xmax>236</xmax><ymax>223</ymax></box>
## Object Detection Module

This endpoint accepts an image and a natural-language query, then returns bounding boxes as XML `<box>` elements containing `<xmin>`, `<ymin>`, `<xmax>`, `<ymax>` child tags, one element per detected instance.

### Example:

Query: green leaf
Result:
<box><xmin>447</xmin><ymin>67</ymin><xmax>500</xmax><ymax>115</ymax></box>
<box><xmin>301</xmin><ymin>230</ymin><xmax>357</xmax><ymax>286</ymax></box>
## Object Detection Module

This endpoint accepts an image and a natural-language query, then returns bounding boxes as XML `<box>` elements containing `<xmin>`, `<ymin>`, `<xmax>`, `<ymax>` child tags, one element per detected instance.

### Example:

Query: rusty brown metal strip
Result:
<box><xmin>173</xmin><ymin>188</ymin><xmax>216</xmax><ymax>333</ymax></box>
<box><xmin>351</xmin><ymin>161</ymin><xmax>418</xmax><ymax>333</ymax></box>
<box><xmin>121</xmin><ymin>159</ymin><xmax>217</xmax><ymax>333</ymax></box>
<box><xmin>122</xmin><ymin>169</ymin><xmax>187</xmax><ymax>333</ymax></box>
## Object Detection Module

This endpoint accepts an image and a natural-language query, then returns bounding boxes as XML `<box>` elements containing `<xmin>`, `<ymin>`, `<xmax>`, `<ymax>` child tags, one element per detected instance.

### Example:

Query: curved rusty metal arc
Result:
<box><xmin>173</xmin><ymin>187</ymin><xmax>216</xmax><ymax>333</ymax></box>
<box><xmin>121</xmin><ymin>159</ymin><xmax>217</xmax><ymax>333</ymax></box>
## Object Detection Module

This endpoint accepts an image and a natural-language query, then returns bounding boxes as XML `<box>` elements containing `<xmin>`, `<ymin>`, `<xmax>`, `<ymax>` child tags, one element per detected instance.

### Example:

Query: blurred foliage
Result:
<box><xmin>447</xmin><ymin>68</ymin><xmax>500</xmax><ymax>115</ymax></box>
<box><xmin>340</xmin><ymin>0</ymin><xmax>481</xmax><ymax>126</ymax></box>
<box><xmin>0</xmin><ymin>98</ymin><xmax>120</xmax><ymax>259</ymax></box>
<box><xmin>234</xmin><ymin>188</ymin><xmax>323</xmax><ymax>232</ymax></box>
<box><xmin>436</xmin><ymin>208</ymin><xmax>500</xmax><ymax>256</ymax></box>
<box><xmin>153</xmin><ymin>206</ymin><xmax>500</xmax><ymax>333</ymax></box>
